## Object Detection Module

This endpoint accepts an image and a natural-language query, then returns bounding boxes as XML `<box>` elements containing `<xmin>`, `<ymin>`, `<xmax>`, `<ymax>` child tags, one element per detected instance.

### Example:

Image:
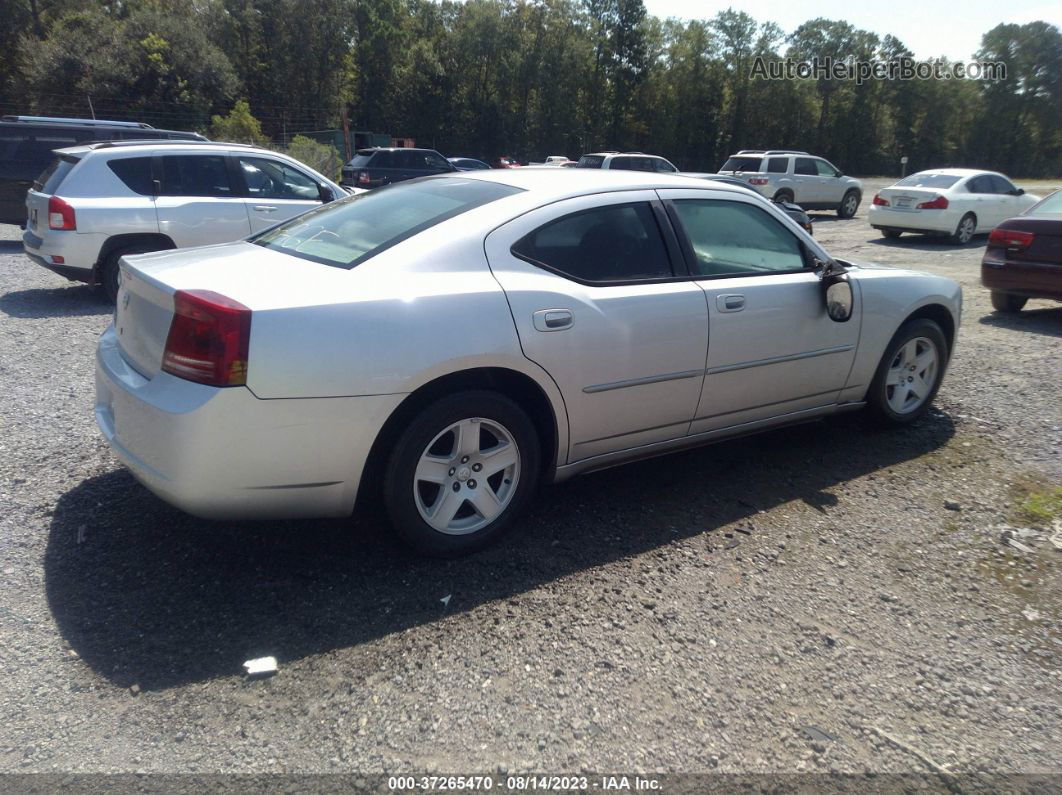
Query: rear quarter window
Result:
<box><xmin>107</xmin><ymin>157</ymin><xmax>154</xmax><ymax>195</ymax></box>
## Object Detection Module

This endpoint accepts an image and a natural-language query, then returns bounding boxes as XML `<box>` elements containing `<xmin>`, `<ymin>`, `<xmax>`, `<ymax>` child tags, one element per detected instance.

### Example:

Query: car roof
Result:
<box><xmin>907</xmin><ymin>168</ymin><xmax>1000</xmax><ymax>178</ymax></box>
<box><xmin>423</xmin><ymin>167</ymin><xmax>748</xmax><ymax>200</ymax></box>
<box><xmin>55</xmin><ymin>141</ymin><xmax>271</xmax><ymax>158</ymax></box>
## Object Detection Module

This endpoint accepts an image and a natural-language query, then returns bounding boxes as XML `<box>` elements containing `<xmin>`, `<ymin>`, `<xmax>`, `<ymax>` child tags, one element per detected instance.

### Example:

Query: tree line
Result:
<box><xmin>2</xmin><ymin>0</ymin><xmax>1059</xmax><ymax>176</ymax></box>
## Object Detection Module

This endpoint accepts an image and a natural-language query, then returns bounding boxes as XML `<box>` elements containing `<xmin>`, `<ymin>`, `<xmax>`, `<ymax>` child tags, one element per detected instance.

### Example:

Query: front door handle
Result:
<box><xmin>717</xmin><ymin>294</ymin><xmax>745</xmax><ymax>312</ymax></box>
<box><xmin>533</xmin><ymin>309</ymin><xmax>573</xmax><ymax>331</ymax></box>
<box><xmin>253</xmin><ymin>205</ymin><xmax>277</xmax><ymax>212</ymax></box>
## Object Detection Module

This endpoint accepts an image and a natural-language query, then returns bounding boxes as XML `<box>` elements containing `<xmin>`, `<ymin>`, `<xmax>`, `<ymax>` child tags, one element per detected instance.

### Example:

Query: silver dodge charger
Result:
<box><xmin>96</xmin><ymin>170</ymin><xmax>961</xmax><ymax>556</ymax></box>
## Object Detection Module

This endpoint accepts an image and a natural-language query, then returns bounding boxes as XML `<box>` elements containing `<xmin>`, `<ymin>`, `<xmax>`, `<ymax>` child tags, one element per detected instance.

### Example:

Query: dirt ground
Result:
<box><xmin>0</xmin><ymin>177</ymin><xmax>1059</xmax><ymax>783</ymax></box>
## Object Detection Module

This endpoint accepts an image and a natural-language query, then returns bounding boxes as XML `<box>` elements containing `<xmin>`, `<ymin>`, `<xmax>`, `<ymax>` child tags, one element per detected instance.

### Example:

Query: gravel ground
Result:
<box><xmin>0</xmin><ymin>178</ymin><xmax>1059</xmax><ymax>781</ymax></box>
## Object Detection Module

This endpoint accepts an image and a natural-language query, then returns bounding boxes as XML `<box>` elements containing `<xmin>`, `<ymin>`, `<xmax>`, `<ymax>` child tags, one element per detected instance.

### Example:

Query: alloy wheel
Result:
<box><xmin>884</xmin><ymin>336</ymin><xmax>939</xmax><ymax>414</ymax></box>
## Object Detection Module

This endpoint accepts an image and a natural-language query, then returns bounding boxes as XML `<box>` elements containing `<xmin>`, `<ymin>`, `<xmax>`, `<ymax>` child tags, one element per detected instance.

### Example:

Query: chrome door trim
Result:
<box><xmin>582</xmin><ymin>368</ymin><xmax>705</xmax><ymax>394</ymax></box>
<box><xmin>706</xmin><ymin>344</ymin><xmax>854</xmax><ymax>375</ymax></box>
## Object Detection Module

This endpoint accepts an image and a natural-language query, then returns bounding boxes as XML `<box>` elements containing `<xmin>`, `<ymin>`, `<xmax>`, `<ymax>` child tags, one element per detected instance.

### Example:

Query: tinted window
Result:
<box><xmin>988</xmin><ymin>175</ymin><xmax>1015</xmax><ymax>194</ymax></box>
<box><xmin>576</xmin><ymin>155</ymin><xmax>605</xmax><ymax>168</ymax></box>
<box><xmin>107</xmin><ymin>157</ymin><xmax>153</xmax><ymax>195</ymax></box>
<box><xmin>766</xmin><ymin>157</ymin><xmax>788</xmax><ymax>173</ymax></box>
<box><xmin>673</xmin><ymin>199</ymin><xmax>806</xmax><ymax>277</ymax></box>
<box><xmin>372</xmin><ymin>150</ymin><xmax>397</xmax><ymax>168</ymax></box>
<box><xmin>794</xmin><ymin>158</ymin><xmax>817</xmax><ymax>176</ymax></box>
<box><xmin>965</xmin><ymin>176</ymin><xmax>991</xmax><ymax>194</ymax></box>
<box><xmin>609</xmin><ymin>156</ymin><xmax>632</xmax><ymax>170</ymax></box>
<box><xmin>512</xmin><ymin>202</ymin><xmax>672</xmax><ymax>283</ymax></box>
<box><xmin>253</xmin><ymin>177</ymin><xmax>521</xmax><ymax>269</ymax></box>
<box><xmin>160</xmin><ymin>155</ymin><xmax>232</xmax><ymax>197</ymax></box>
<box><xmin>34</xmin><ymin>156</ymin><xmax>77</xmax><ymax>192</ymax></box>
<box><xmin>896</xmin><ymin>173</ymin><xmax>960</xmax><ymax>189</ymax></box>
<box><xmin>423</xmin><ymin>151</ymin><xmax>451</xmax><ymax>171</ymax></box>
<box><xmin>239</xmin><ymin>156</ymin><xmax>319</xmax><ymax>200</ymax></box>
<box><xmin>653</xmin><ymin>158</ymin><xmax>677</xmax><ymax>173</ymax></box>
<box><xmin>348</xmin><ymin>153</ymin><xmax>373</xmax><ymax>168</ymax></box>
<box><xmin>815</xmin><ymin>159</ymin><xmax>839</xmax><ymax>177</ymax></box>
<box><xmin>721</xmin><ymin>156</ymin><xmax>763</xmax><ymax>172</ymax></box>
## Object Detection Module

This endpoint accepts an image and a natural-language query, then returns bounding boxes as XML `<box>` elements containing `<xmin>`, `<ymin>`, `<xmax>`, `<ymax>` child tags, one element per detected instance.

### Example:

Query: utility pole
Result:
<box><xmin>87</xmin><ymin>95</ymin><xmax>96</xmax><ymax>120</ymax></box>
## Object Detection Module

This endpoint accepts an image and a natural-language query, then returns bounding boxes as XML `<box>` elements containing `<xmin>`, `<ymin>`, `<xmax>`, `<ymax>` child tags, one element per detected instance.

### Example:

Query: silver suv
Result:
<box><xmin>576</xmin><ymin>152</ymin><xmax>678</xmax><ymax>172</ymax></box>
<box><xmin>718</xmin><ymin>150</ymin><xmax>863</xmax><ymax>218</ymax></box>
<box><xmin>22</xmin><ymin>140</ymin><xmax>345</xmax><ymax>299</ymax></box>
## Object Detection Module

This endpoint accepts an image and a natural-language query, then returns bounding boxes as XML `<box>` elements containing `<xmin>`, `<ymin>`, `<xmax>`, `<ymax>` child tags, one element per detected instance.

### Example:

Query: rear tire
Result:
<box><xmin>383</xmin><ymin>390</ymin><xmax>541</xmax><ymax>557</ymax></box>
<box><xmin>882</xmin><ymin>229</ymin><xmax>902</xmax><ymax>239</ymax></box>
<box><xmin>838</xmin><ymin>190</ymin><xmax>860</xmax><ymax>219</ymax></box>
<box><xmin>866</xmin><ymin>318</ymin><xmax>948</xmax><ymax>426</ymax></box>
<box><xmin>949</xmin><ymin>213</ymin><xmax>976</xmax><ymax>245</ymax></box>
<box><xmin>991</xmin><ymin>291</ymin><xmax>1027</xmax><ymax>313</ymax></box>
<box><xmin>99</xmin><ymin>244</ymin><xmax>162</xmax><ymax>302</ymax></box>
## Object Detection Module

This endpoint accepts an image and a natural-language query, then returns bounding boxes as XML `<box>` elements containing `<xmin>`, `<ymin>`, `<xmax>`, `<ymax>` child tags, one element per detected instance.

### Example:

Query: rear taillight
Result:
<box><xmin>358</xmin><ymin>171</ymin><xmax>370</xmax><ymax>185</ymax></box>
<box><xmin>48</xmin><ymin>196</ymin><xmax>76</xmax><ymax>230</ymax></box>
<box><xmin>917</xmin><ymin>195</ymin><xmax>949</xmax><ymax>210</ymax></box>
<box><xmin>748</xmin><ymin>177</ymin><xmax>769</xmax><ymax>185</ymax></box>
<box><xmin>162</xmin><ymin>290</ymin><xmax>251</xmax><ymax>387</ymax></box>
<box><xmin>989</xmin><ymin>227</ymin><xmax>1034</xmax><ymax>250</ymax></box>
<box><xmin>872</xmin><ymin>193</ymin><xmax>889</xmax><ymax>207</ymax></box>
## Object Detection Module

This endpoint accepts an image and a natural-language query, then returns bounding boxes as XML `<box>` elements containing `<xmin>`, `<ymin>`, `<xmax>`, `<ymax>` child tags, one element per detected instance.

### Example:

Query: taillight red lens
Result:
<box><xmin>872</xmin><ymin>193</ymin><xmax>889</xmax><ymax>206</ymax></box>
<box><xmin>748</xmin><ymin>177</ymin><xmax>769</xmax><ymax>185</ymax></box>
<box><xmin>989</xmin><ymin>227</ymin><xmax>1034</xmax><ymax>249</ymax></box>
<box><xmin>48</xmin><ymin>196</ymin><xmax>76</xmax><ymax>230</ymax></box>
<box><xmin>162</xmin><ymin>290</ymin><xmax>251</xmax><ymax>387</ymax></box>
<box><xmin>917</xmin><ymin>195</ymin><xmax>949</xmax><ymax>210</ymax></box>
<box><xmin>357</xmin><ymin>171</ymin><xmax>370</xmax><ymax>185</ymax></box>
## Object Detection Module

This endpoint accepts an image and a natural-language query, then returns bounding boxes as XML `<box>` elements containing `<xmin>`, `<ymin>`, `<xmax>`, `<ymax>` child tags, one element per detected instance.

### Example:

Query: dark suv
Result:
<box><xmin>341</xmin><ymin>147</ymin><xmax>455</xmax><ymax>188</ymax></box>
<box><xmin>0</xmin><ymin>115</ymin><xmax>205</xmax><ymax>225</ymax></box>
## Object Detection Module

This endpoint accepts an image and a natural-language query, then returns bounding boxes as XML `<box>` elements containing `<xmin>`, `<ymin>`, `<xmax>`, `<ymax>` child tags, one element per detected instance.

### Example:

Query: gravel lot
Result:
<box><xmin>1</xmin><ymin>178</ymin><xmax>1059</xmax><ymax>781</ymax></box>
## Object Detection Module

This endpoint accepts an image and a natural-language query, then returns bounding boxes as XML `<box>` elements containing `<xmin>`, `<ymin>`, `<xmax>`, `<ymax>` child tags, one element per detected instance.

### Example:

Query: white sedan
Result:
<box><xmin>868</xmin><ymin>169</ymin><xmax>1040</xmax><ymax>244</ymax></box>
<box><xmin>96</xmin><ymin>170</ymin><xmax>961</xmax><ymax>556</ymax></box>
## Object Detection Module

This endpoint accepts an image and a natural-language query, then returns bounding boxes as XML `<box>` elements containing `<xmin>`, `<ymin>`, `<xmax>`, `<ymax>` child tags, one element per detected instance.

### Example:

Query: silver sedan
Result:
<box><xmin>96</xmin><ymin>170</ymin><xmax>961</xmax><ymax>556</ymax></box>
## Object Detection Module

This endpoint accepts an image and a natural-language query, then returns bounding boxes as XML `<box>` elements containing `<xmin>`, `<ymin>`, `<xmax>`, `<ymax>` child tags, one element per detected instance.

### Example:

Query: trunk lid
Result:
<box><xmin>875</xmin><ymin>187</ymin><xmax>942</xmax><ymax>211</ymax></box>
<box><xmin>991</xmin><ymin>217</ymin><xmax>1062</xmax><ymax>265</ymax></box>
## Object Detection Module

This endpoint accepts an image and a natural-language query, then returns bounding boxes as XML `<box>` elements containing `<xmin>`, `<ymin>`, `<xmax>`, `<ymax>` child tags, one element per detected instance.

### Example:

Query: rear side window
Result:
<box><xmin>721</xmin><ymin>157</ymin><xmax>763</xmax><ymax>172</ymax></box>
<box><xmin>512</xmin><ymin>202</ymin><xmax>673</xmax><ymax>283</ymax></box>
<box><xmin>253</xmin><ymin>177</ymin><xmax>522</xmax><ymax>268</ymax></box>
<box><xmin>766</xmin><ymin>157</ymin><xmax>788</xmax><ymax>173</ymax></box>
<box><xmin>577</xmin><ymin>155</ymin><xmax>605</xmax><ymax>168</ymax></box>
<box><xmin>794</xmin><ymin>158</ymin><xmax>818</xmax><ymax>176</ymax></box>
<box><xmin>672</xmin><ymin>199</ymin><xmax>806</xmax><ymax>277</ymax></box>
<box><xmin>107</xmin><ymin>157</ymin><xmax>154</xmax><ymax>195</ymax></box>
<box><xmin>159</xmin><ymin>155</ymin><xmax>233</xmax><ymax>197</ymax></box>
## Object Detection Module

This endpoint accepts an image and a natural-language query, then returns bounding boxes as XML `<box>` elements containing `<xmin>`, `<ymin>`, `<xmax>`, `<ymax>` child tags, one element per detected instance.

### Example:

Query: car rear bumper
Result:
<box><xmin>981</xmin><ymin>260</ymin><xmax>1062</xmax><ymax>301</ymax></box>
<box><xmin>94</xmin><ymin>325</ymin><xmax>404</xmax><ymax>520</ymax></box>
<box><xmin>868</xmin><ymin>206</ymin><xmax>955</xmax><ymax>233</ymax></box>
<box><xmin>22</xmin><ymin>226</ymin><xmax>104</xmax><ymax>279</ymax></box>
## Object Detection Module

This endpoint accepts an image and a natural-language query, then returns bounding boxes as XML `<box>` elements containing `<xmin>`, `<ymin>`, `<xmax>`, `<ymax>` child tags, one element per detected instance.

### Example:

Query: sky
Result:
<box><xmin>640</xmin><ymin>0</ymin><xmax>1062</xmax><ymax>61</ymax></box>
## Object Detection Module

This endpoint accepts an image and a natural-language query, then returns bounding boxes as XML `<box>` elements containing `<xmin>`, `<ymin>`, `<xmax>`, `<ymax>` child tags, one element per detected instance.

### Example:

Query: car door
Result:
<box><xmin>657</xmin><ymin>189</ymin><xmax>860</xmax><ymax>434</ymax></box>
<box><xmin>987</xmin><ymin>175</ymin><xmax>1025</xmax><ymax>226</ymax></box>
<box><xmin>153</xmin><ymin>153</ymin><xmax>251</xmax><ymax>247</ymax></box>
<box><xmin>484</xmin><ymin>191</ymin><xmax>710</xmax><ymax>462</ymax></box>
<box><xmin>235</xmin><ymin>154</ymin><xmax>324</xmax><ymax>233</ymax></box>
<box><xmin>792</xmin><ymin>157</ymin><xmax>821</xmax><ymax>204</ymax></box>
<box><xmin>814</xmin><ymin>159</ymin><xmax>845</xmax><ymax>204</ymax></box>
<box><xmin>963</xmin><ymin>174</ymin><xmax>997</xmax><ymax>231</ymax></box>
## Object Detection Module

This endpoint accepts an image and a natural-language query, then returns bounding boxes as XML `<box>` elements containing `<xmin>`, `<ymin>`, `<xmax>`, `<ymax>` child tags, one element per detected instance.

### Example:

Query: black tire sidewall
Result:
<box><xmin>838</xmin><ymin>190</ymin><xmax>859</xmax><ymax>218</ymax></box>
<box><xmin>774</xmin><ymin>190</ymin><xmax>793</xmax><ymax>203</ymax></box>
<box><xmin>991</xmin><ymin>291</ymin><xmax>1027</xmax><ymax>313</ymax></box>
<box><xmin>383</xmin><ymin>390</ymin><xmax>541</xmax><ymax>557</ymax></box>
<box><xmin>951</xmin><ymin>213</ymin><xmax>975</xmax><ymax>245</ymax></box>
<box><xmin>867</xmin><ymin>319</ymin><xmax>948</xmax><ymax>426</ymax></box>
<box><xmin>101</xmin><ymin>245</ymin><xmax>156</xmax><ymax>302</ymax></box>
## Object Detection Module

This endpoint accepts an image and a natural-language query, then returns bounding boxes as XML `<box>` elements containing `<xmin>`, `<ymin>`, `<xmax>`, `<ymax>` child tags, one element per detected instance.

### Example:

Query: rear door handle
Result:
<box><xmin>253</xmin><ymin>205</ymin><xmax>277</xmax><ymax>212</ymax></box>
<box><xmin>533</xmin><ymin>309</ymin><xmax>573</xmax><ymax>331</ymax></box>
<box><xmin>717</xmin><ymin>294</ymin><xmax>745</xmax><ymax>312</ymax></box>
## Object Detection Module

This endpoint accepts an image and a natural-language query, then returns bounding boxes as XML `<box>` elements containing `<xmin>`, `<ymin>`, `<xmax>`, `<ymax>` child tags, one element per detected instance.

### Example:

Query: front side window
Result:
<box><xmin>238</xmin><ymin>156</ymin><xmax>320</xmax><ymax>200</ymax></box>
<box><xmin>815</xmin><ymin>159</ymin><xmax>839</xmax><ymax>177</ymax></box>
<box><xmin>423</xmin><ymin>151</ymin><xmax>451</xmax><ymax>171</ymax></box>
<box><xmin>159</xmin><ymin>155</ymin><xmax>233</xmax><ymax>197</ymax></box>
<box><xmin>512</xmin><ymin>202</ymin><xmax>672</xmax><ymax>283</ymax></box>
<box><xmin>253</xmin><ymin>177</ymin><xmax>522</xmax><ymax>269</ymax></box>
<box><xmin>653</xmin><ymin>158</ymin><xmax>677</xmax><ymax>173</ymax></box>
<box><xmin>672</xmin><ymin>199</ymin><xmax>807</xmax><ymax>277</ymax></box>
<box><xmin>988</xmin><ymin>175</ymin><xmax>1016</xmax><ymax>194</ymax></box>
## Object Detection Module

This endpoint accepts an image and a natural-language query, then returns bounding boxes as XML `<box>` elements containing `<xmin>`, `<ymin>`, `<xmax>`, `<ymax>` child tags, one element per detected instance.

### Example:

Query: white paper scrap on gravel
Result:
<box><xmin>243</xmin><ymin>656</ymin><xmax>278</xmax><ymax>675</ymax></box>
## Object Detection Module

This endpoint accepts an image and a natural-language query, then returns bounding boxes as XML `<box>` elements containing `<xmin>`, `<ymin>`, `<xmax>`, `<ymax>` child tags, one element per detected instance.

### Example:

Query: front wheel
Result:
<box><xmin>383</xmin><ymin>391</ymin><xmax>541</xmax><ymax>557</ymax></box>
<box><xmin>838</xmin><ymin>190</ymin><xmax>860</xmax><ymax>219</ymax></box>
<box><xmin>866</xmin><ymin>318</ymin><xmax>948</xmax><ymax>426</ymax></box>
<box><xmin>990</xmin><ymin>291</ymin><xmax>1027</xmax><ymax>313</ymax></box>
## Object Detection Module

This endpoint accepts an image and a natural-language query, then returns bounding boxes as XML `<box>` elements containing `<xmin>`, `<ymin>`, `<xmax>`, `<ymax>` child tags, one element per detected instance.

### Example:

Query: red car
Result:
<box><xmin>491</xmin><ymin>156</ymin><xmax>521</xmax><ymax>169</ymax></box>
<box><xmin>982</xmin><ymin>189</ymin><xmax>1062</xmax><ymax>312</ymax></box>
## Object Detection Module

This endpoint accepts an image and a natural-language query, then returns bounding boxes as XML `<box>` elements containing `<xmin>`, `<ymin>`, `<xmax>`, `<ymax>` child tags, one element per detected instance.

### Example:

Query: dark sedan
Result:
<box><xmin>681</xmin><ymin>173</ymin><xmax>813</xmax><ymax>235</ymax></box>
<box><xmin>982</xmin><ymin>190</ymin><xmax>1062</xmax><ymax>312</ymax></box>
<box><xmin>448</xmin><ymin>157</ymin><xmax>491</xmax><ymax>171</ymax></box>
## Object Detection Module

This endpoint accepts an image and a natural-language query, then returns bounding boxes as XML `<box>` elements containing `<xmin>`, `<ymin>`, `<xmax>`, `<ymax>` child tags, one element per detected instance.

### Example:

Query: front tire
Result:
<box><xmin>866</xmin><ymin>318</ymin><xmax>948</xmax><ymax>426</ymax></box>
<box><xmin>383</xmin><ymin>391</ymin><xmax>541</xmax><ymax>557</ymax></box>
<box><xmin>838</xmin><ymin>190</ymin><xmax>860</xmax><ymax>218</ymax></box>
<box><xmin>991</xmin><ymin>291</ymin><xmax>1027</xmax><ymax>313</ymax></box>
<box><xmin>950</xmin><ymin>213</ymin><xmax>976</xmax><ymax>245</ymax></box>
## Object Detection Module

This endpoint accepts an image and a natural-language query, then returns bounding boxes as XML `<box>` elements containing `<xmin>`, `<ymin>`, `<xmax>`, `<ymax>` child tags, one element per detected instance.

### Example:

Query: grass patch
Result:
<box><xmin>1010</xmin><ymin>474</ymin><xmax>1062</xmax><ymax>527</ymax></box>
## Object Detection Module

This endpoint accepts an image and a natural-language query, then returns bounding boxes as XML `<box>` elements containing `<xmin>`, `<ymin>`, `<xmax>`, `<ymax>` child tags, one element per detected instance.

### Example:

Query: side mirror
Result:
<box><xmin>816</xmin><ymin>258</ymin><xmax>854</xmax><ymax>322</ymax></box>
<box><xmin>836</xmin><ymin>171</ymin><xmax>844</xmax><ymax>177</ymax></box>
<box><xmin>1011</xmin><ymin>188</ymin><xmax>1024</xmax><ymax>196</ymax></box>
<box><xmin>318</xmin><ymin>185</ymin><xmax>335</xmax><ymax>203</ymax></box>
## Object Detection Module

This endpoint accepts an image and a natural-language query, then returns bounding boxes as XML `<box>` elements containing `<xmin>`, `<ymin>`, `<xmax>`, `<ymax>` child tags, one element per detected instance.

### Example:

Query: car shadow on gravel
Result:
<box><xmin>0</xmin><ymin>240</ymin><xmax>23</xmax><ymax>253</ymax></box>
<box><xmin>866</xmin><ymin>235</ymin><xmax>988</xmax><ymax>252</ymax></box>
<box><xmin>978</xmin><ymin>306</ymin><xmax>1062</xmax><ymax>338</ymax></box>
<box><xmin>0</xmin><ymin>286</ymin><xmax>111</xmax><ymax>318</ymax></box>
<box><xmin>44</xmin><ymin>410</ymin><xmax>955</xmax><ymax>691</ymax></box>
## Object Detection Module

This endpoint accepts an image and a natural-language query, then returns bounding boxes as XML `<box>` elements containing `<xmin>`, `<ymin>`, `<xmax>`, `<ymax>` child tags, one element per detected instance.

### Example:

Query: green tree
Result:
<box><xmin>210</xmin><ymin>99</ymin><xmax>267</xmax><ymax>143</ymax></box>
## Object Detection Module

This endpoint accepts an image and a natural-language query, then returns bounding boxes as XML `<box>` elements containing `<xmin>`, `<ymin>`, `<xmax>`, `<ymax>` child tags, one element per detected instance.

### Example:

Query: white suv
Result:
<box><xmin>576</xmin><ymin>152</ymin><xmax>678</xmax><ymax>172</ymax></box>
<box><xmin>718</xmin><ymin>150</ymin><xmax>863</xmax><ymax>217</ymax></box>
<box><xmin>22</xmin><ymin>140</ymin><xmax>346</xmax><ymax>299</ymax></box>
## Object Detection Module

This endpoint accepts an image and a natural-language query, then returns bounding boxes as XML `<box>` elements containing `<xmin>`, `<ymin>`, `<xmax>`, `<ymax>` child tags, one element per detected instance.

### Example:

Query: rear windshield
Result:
<box><xmin>252</xmin><ymin>177</ymin><xmax>523</xmax><ymax>268</ymax></box>
<box><xmin>347</xmin><ymin>153</ymin><xmax>374</xmax><ymax>168</ymax></box>
<box><xmin>576</xmin><ymin>155</ymin><xmax>605</xmax><ymax>168</ymax></box>
<box><xmin>33</xmin><ymin>155</ymin><xmax>78</xmax><ymax>193</ymax></box>
<box><xmin>895</xmin><ymin>174</ymin><xmax>961</xmax><ymax>189</ymax></box>
<box><xmin>721</xmin><ymin>157</ymin><xmax>763</xmax><ymax>172</ymax></box>
<box><xmin>1029</xmin><ymin>191</ymin><xmax>1062</xmax><ymax>215</ymax></box>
